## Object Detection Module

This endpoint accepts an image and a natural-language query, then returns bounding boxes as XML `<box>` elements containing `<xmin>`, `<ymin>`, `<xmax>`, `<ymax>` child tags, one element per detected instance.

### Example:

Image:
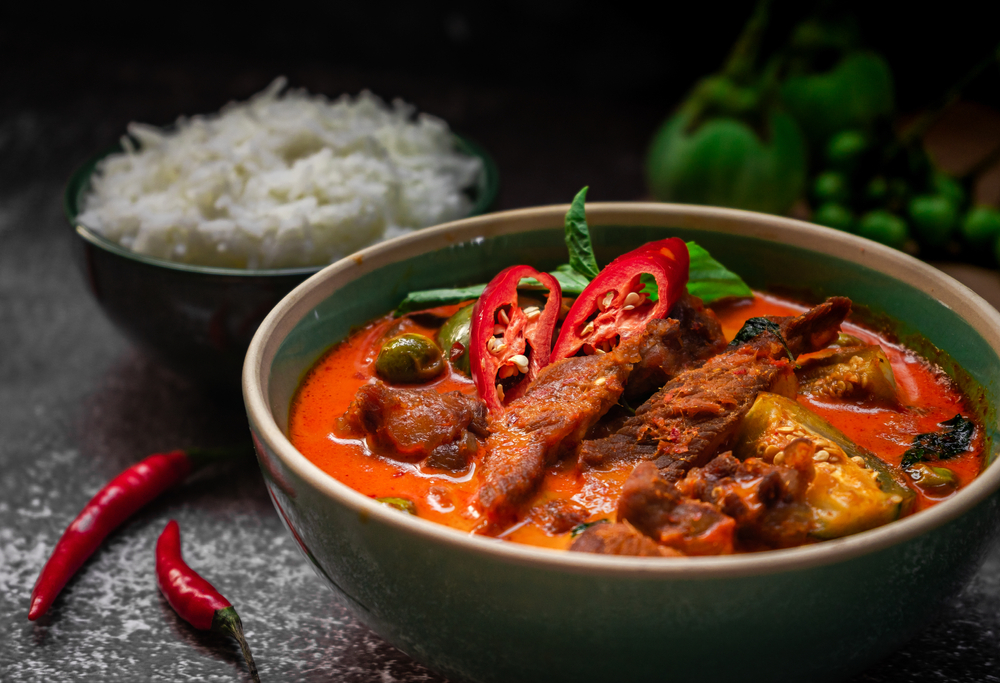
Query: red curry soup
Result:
<box><xmin>289</xmin><ymin>237</ymin><xmax>984</xmax><ymax>556</ymax></box>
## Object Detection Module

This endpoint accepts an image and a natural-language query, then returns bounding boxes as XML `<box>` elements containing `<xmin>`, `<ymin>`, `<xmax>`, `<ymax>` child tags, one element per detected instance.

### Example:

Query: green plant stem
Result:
<box><xmin>722</xmin><ymin>0</ymin><xmax>774</xmax><ymax>81</ymax></box>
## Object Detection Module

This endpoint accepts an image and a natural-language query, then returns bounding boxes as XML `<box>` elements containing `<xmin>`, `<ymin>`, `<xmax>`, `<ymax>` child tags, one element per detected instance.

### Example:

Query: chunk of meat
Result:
<box><xmin>612</xmin><ymin>443</ymin><xmax>817</xmax><ymax>555</ymax></box>
<box><xmin>774</xmin><ymin>296</ymin><xmax>852</xmax><ymax>357</ymax></box>
<box><xmin>580</xmin><ymin>350</ymin><xmax>797</xmax><ymax>477</ymax></box>
<box><xmin>528</xmin><ymin>499</ymin><xmax>590</xmax><ymax>535</ymax></box>
<box><xmin>339</xmin><ymin>380</ymin><xmax>487</xmax><ymax>471</ymax></box>
<box><xmin>625</xmin><ymin>293</ymin><xmax>727</xmax><ymax>400</ymax></box>
<box><xmin>478</xmin><ymin>340</ymin><xmax>641</xmax><ymax>523</ymax></box>
<box><xmin>616</xmin><ymin>461</ymin><xmax>736</xmax><ymax>555</ymax></box>
<box><xmin>570</xmin><ymin>521</ymin><xmax>684</xmax><ymax>557</ymax></box>
<box><xmin>579</xmin><ymin>298</ymin><xmax>851</xmax><ymax>478</ymax></box>
<box><xmin>676</xmin><ymin>444</ymin><xmax>815</xmax><ymax>549</ymax></box>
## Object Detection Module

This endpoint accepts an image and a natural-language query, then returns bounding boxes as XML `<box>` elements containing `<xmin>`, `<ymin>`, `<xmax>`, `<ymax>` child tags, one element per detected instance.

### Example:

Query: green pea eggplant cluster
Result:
<box><xmin>807</xmin><ymin>129</ymin><xmax>1000</xmax><ymax>257</ymax></box>
<box><xmin>646</xmin><ymin>2</ymin><xmax>1000</xmax><ymax>262</ymax></box>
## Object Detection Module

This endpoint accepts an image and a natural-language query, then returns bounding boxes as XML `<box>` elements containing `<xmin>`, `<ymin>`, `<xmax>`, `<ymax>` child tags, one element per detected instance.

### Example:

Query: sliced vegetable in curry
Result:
<box><xmin>901</xmin><ymin>415</ymin><xmax>975</xmax><ymax>469</ymax></box>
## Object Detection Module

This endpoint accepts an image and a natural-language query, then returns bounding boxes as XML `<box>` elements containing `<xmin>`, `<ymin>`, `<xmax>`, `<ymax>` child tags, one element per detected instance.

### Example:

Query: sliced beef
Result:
<box><xmin>579</xmin><ymin>297</ymin><xmax>851</xmax><ymax>479</ymax></box>
<box><xmin>478</xmin><ymin>340</ymin><xmax>641</xmax><ymax>523</ymax></box>
<box><xmin>339</xmin><ymin>379</ymin><xmax>487</xmax><ymax>471</ymax></box>
<box><xmin>625</xmin><ymin>293</ymin><xmax>727</xmax><ymax>400</ymax></box>
<box><xmin>570</xmin><ymin>521</ymin><xmax>684</xmax><ymax>557</ymax></box>
<box><xmin>580</xmin><ymin>350</ymin><xmax>796</xmax><ymax>477</ymax></box>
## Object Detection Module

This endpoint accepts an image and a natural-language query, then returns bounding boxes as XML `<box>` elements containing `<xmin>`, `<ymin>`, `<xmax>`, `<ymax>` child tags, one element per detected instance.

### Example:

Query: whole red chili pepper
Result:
<box><xmin>28</xmin><ymin>446</ymin><xmax>249</xmax><ymax>621</ymax></box>
<box><xmin>469</xmin><ymin>265</ymin><xmax>562</xmax><ymax>413</ymax></box>
<box><xmin>156</xmin><ymin>520</ymin><xmax>261</xmax><ymax>683</ymax></box>
<box><xmin>550</xmin><ymin>238</ymin><xmax>689</xmax><ymax>361</ymax></box>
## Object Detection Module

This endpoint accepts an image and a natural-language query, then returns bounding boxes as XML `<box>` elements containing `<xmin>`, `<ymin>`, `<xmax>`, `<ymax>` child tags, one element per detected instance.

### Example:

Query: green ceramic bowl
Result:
<box><xmin>244</xmin><ymin>204</ymin><xmax>1000</xmax><ymax>683</ymax></box>
<box><xmin>64</xmin><ymin>135</ymin><xmax>498</xmax><ymax>391</ymax></box>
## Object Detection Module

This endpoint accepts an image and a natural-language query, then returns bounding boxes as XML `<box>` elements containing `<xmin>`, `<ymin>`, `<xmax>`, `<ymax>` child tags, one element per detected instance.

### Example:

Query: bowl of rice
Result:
<box><xmin>65</xmin><ymin>78</ymin><xmax>498</xmax><ymax>390</ymax></box>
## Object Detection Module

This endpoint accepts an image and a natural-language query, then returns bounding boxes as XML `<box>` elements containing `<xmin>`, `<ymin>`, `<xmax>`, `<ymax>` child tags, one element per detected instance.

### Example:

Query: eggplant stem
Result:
<box><xmin>722</xmin><ymin>0</ymin><xmax>773</xmax><ymax>82</ymax></box>
<box><xmin>213</xmin><ymin>606</ymin><xmax>261</xmax><ymax>683</ymax></box>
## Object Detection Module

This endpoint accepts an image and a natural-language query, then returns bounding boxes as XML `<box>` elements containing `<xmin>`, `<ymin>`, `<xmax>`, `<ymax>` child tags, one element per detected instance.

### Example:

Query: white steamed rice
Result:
<box><xmin>77</xmin><ymin>78</ymin><xmax>484</xmax><ymax>269</ymax></box>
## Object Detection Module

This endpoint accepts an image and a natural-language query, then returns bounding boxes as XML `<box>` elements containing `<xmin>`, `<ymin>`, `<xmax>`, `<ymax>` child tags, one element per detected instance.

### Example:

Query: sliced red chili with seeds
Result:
<box><xmin>469</xmin><ymin>265</ymin><xmax>562</xmax><ymax>414</ymax></box>
<box><xmin>550</xmin><ymin>238</ymin><xmax>689</xmax><ymax>361</ymax></box>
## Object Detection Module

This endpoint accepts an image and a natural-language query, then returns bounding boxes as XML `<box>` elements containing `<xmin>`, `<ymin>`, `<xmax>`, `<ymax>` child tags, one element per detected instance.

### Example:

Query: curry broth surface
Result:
<box><xmin>289</xmin><ymin>293</ymin><xmax>984</xmax><ymax>550</ymax></box>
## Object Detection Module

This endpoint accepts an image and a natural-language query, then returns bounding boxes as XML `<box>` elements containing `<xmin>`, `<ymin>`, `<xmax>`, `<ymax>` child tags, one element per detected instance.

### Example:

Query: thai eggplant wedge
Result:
<box><xmin>796</xmin><ymin>344</ymin><xmax>900</xmax><ymax>405</ymax></box>
<box><xmin>732</xmin><ymin>392</ymin><xmax>915</xmax><ymax>539</ymax></box>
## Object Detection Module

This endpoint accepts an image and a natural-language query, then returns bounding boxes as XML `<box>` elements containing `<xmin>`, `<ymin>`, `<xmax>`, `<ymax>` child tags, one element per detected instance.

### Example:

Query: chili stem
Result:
<box><xmin>213</xmin><ymin>606</ymin><xmax>262</xmax><ymax>683</ymax></box>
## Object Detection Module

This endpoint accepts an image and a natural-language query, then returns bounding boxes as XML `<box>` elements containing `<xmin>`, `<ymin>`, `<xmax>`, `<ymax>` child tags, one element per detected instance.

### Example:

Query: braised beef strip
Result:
<box><xmin>625</xmin><ymin>293</ymin><xmax>728</xmax><ymax>401</ymax></box>
<box><xmin>478</xmin><ymin>338</ymin><xmax>641</xmax><ymax>523</ymax></box>
<box><xmin>578</xmin><ymin>297</ymin><xmax>851</xmax><ymax>480</ymax></box>
<box><xmin>478</xmin><ymin>295</ymin><xmax>731</xmax><ymax>524</ymax></box>
<box><xmin>572</xmin><ymin>441</ymin><xmax>817</xmax><ymax>556</ymax></box>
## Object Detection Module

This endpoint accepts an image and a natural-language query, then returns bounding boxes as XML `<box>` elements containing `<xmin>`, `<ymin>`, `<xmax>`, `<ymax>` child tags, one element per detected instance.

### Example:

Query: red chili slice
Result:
<box><xmin>551</xmin><ymin>238</ymin><xmax>689</xmax><ymax>361</ymax></box>
<box><xmin>469</xmin><ymin>265</ymin><xmax>562</xmax><ymax>414</ymax></box>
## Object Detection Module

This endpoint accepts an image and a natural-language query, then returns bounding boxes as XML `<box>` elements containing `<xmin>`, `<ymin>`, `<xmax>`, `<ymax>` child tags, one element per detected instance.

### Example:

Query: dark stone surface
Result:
<box><xmin>2</xmin><ymin>60</ymin><xmax>1000</xmax><ymax>682</ymax></box>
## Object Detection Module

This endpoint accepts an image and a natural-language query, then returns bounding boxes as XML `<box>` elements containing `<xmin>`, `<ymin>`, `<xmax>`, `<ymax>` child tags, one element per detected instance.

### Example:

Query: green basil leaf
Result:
<box><xmin>638</xmin><ymin>242</ymin><xmax>750</xmax><ymax>304</ymax></box>
<box><xmin>546</xmin><ymin>263</ymin><xmax>591</xmax><ymax>294</ymax></box>
<box><xmin>395</xmin><ymin>269</ymin><xmax>575</xmax><ymax>316</ymax></box>
<box><xmin>901</xmin><ymin>415</ymin><xmax>975</xmax><ymax>469</ymax></box>
<box><xmin>686</xmin><ymin>241</ymin><xmax>753</xmax><ymax>303</ymax></box>
<box><xmin>565</xmin><ymin>186</ymin><xmax>600</xmax><ymax>280</ymax></box>
<box><xmin>394</xmin><ymin>222</ymin><xmax>751</xmax><ymax>314</ymax></box>
<box><xmin>395</xmin><ymin>285</ymin><xmax>486</xmax><ymax>315</ymax></box>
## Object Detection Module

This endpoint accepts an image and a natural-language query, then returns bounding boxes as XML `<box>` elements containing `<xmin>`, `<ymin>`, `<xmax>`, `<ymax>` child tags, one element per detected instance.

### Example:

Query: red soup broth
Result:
<box><xmin>289</xmin><ymin>293</ymin><xmax>985</xmax><ymax>550</ymax></box>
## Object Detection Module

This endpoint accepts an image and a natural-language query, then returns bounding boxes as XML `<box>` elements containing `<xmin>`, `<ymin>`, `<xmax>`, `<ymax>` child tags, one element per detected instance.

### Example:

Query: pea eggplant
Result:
<box><xmin>375</xmin><ymin>333</ymin><xmax>445</xmax><ymax>384</ymax></box>
<box><xmin>438</xmin><ymin>304</ymin><xmax>474</xmax><ymax>375</ymax></box>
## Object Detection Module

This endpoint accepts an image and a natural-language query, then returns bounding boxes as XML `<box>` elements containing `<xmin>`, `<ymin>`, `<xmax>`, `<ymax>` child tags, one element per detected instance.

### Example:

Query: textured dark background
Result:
<box><xmin>3</xmin><ymin>2</ymin><xmax>1000</xmax><ymax>681</ymax></box>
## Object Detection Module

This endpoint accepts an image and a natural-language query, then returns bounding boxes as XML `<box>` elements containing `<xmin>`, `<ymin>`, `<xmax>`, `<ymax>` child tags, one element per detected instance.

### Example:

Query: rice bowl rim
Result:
<box><xmin>64</xmin><ymin>133</ymin><xmax>500</xmax><ymax>277</ymax></box>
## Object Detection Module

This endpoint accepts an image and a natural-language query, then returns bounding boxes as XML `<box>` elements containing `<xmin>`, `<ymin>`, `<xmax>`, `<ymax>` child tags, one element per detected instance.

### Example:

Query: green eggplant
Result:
<box><xmin>796</xmin><ymin>345</ymin><xmax>899</xmax><ymax>405</ymax></box>
<box><xmin>733</xmin><ymin>392</ymin><xmax>914</xmax><ymax>539</ymax></box>
<box><xmin>780</xmin><ymin>51</ymin><xmax>894</xmax><ymax>147</ymax></box>
<box><xmin>646</xmin><ymin>107</ymin><xmax>807</xmax><ymax>215</ymax></box>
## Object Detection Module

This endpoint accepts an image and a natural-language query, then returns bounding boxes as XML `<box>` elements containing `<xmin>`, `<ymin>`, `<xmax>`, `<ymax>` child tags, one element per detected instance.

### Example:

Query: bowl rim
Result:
<box><xmin>244</xmin><ymin>202</ymin><xmax>1000</xmax><ymax>578</ymax></box>
<box><xmin>63</xmin><ymin>133</ymin><xmax>500</xmax><ymax>278</ymax></box>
